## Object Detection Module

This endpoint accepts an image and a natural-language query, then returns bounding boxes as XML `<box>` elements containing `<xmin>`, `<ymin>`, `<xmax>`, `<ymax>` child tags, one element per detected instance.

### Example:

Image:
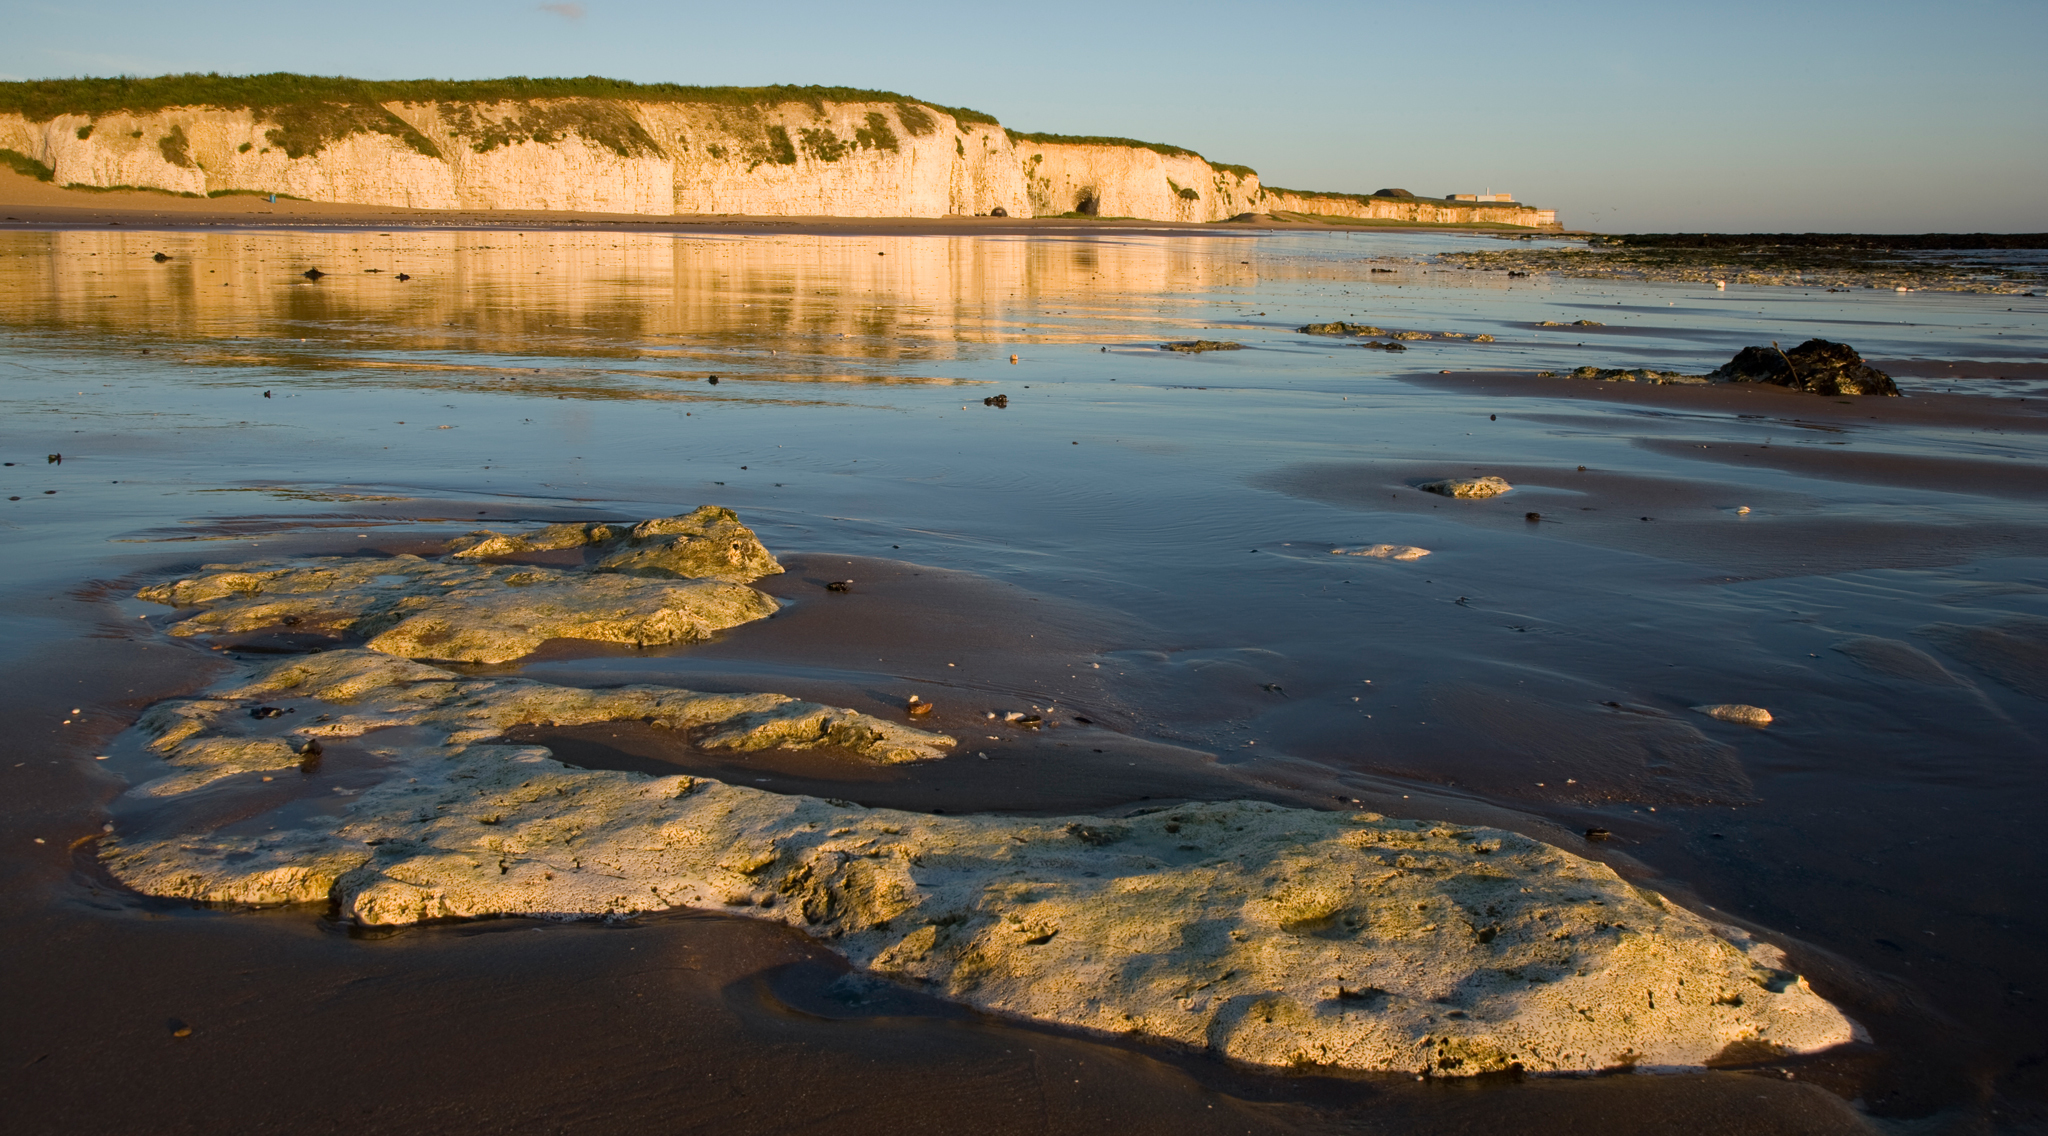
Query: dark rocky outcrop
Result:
<box><xmin>1160</xmin><ymin>340</ymin><xmax>1242</xmax><ymax>353</ymax></box>
<box><xmin>1569</xmin><ymin>367</ymin><xmax>1707</xmax><ymax>385</ymax></box>
<box><xmin>1297</xmin><ymin>321</ymin><xmax>1385</xmax><ymax>337</ymax></box>
<box><xmin>1711</xmin><ymin>339</ymin><xmax>1898</xmax><ymax>396</ymax></box>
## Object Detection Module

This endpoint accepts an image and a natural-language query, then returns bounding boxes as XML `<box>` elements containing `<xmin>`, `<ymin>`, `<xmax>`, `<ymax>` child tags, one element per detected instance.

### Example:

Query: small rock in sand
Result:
<box><xmin>1331</xmin><ymin>544</ymin><xmax>1431</xmax><ymax>561</ymax></box>
<box><xmin>1693</xmin><ymin>704</ymin><xmax>1774</xmax><ymax>727</ymax></box>
<box><xmin>1419</xmin><ymin>476</ymin><xmax>1513</xmax><ymax>499</ymax></box>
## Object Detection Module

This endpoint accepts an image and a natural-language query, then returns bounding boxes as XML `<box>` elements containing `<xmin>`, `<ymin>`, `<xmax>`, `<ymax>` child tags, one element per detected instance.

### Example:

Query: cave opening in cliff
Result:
<box><xmin>1074</xmin><ymin>192</ymin><xmax>1099</xmax><ymax>216</ymax></box>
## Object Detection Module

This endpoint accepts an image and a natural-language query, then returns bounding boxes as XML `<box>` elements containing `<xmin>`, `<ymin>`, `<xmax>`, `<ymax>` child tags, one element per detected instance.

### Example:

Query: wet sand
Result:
<box><xmin>3</xmin><ymin>224</ymin><xmax>2045</xmax><ymax>1132</ymax></box>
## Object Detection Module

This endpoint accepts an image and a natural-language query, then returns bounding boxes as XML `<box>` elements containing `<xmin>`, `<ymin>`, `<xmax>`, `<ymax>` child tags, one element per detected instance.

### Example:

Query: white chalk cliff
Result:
<box><xmin>0</xmin><ymin>90</ymin><xmax>1556</xmax><ymax>226</ymax></box>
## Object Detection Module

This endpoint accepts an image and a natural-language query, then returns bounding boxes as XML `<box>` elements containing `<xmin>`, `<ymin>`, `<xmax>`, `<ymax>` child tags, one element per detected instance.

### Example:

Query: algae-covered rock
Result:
<box><xmin>1568</xmin><ymin>367</ymin><xmax>1711</xmax><ymax>385</ymax></box>
<box><xmin>101</xmin><ymin>651</ymin><xmax>1854</xmax><ymax>1077</ymax></box>
<box><xmin>1159</xmin><ymin>340</ymin><xmax>1243</xmax><ymax>353</ymax></box>
<box><xmin>119</xmin><ymin>649</ymin><xmax>952</xmax><ymax>798</ymax></box>
<box><xmin>1420</xmin><ymin>476</ymin><xmax>1513</xmax><ymax>499</ymax></box>
<box><xmin>449</xmin><ymin>505</ymin><xmax>785</xmax><ymax>582</ymax></box>
<box><xmin>1710</xmin><ymin>339</ymin><xmax>1899</xmax><ymax>397</ymax></box>
<box><xmin>1297</xmin><ymin>322</ymin><xmax>1386</xmax><ymax>337</ymax></box>
<box><xmin>137</xmin><ymin>508</ymin><xmax>784</xmax><ymax>664</ymax></box>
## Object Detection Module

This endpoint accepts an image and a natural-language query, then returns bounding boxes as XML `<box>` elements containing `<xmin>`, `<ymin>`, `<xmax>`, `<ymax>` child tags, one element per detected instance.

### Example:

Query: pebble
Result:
<box><xmin>1693</xmin><ymin>704</ymin><xmax>1773</xmax><ymax>727</ymax></box>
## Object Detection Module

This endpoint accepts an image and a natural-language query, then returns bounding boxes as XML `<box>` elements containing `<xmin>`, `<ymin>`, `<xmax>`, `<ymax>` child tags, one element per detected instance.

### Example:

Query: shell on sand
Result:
<box><xmin>103</xmin><ymin>650</ymin><xmax>1854</xmax><ymax>1078</ymax></box>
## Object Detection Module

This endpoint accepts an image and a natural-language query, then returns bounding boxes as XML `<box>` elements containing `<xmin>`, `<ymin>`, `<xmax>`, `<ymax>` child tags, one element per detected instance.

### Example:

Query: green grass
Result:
<box><xmin>158</xmin><ymin>124</ymin><xmax>193</xmax><ymax>167</ymax></box>
<box><xmin>0</xmin><ymin>147</ymin><xmax>54</xmax><ymax>181</ymax></box>
<box><xmin>0</xmin><ymin>73</ymin><xmax>999</xmax><ymax>124</ymax></box>
<box><xmin>435</xmin><ymin>100</ymin><xmax>650</xmax><ymax>158</ymax></box>
<box><xmin>59</xmin><ymin>182</ymin><xmax>204</xmax><ymax>198</ymax></box>
<box><xmin>894</xmin><ymin>103</ymin><xmax>936</xmax><ymax>136</ymax></box>
<box><xmin>206</xmin><ymin>188</ymin><xmax>306</xmax><ymax>199</ymax></box>
<box><xmin>1004</xmin><ymin>130</ymin><xmax>1256</xmax><ymax>180</ymax></box>
<box><xmin>854</xmin><ymin>111</ymin><xmax>897</xmax><ymax>152</ymax></box>
<box><xmin>800</xmin><ymin>126</ymin><xmax>847</xmax><ymax>163</ymax></box>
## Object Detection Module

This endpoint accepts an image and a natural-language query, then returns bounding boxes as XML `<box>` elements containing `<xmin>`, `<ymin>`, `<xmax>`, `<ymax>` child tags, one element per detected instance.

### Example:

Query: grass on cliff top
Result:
<box><xmin>0</xmin><ymin>74</ymin><xmax>1002</xmax><ymax>126</ymax></box>
<box><xmin>1005</xmin><ymin>130</ymin><xmax>1256</xmax><ymax>179</ymax></box>
<box><xmin>1264</xmin><ymin>186</ymin><xmax>1525</xmax><ymax>207</ymax></box>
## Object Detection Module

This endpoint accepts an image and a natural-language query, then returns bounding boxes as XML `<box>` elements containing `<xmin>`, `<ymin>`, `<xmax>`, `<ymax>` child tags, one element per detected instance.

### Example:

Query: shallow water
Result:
<box><xmin>3</xmin><ymin>225</ymin><xmax>2046</xmax><ymax>1132</ymax></box>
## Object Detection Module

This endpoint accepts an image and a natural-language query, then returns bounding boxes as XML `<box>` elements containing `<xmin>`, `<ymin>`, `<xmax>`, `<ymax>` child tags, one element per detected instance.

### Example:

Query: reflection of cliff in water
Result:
<box><xmin>1</xmin><ymin>230</ymin><xmax>1282</xmax><ymax>372</ymax></box>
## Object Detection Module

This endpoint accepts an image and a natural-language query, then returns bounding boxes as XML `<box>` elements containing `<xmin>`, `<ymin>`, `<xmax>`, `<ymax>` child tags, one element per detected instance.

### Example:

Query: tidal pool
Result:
<box><xmin>2</xmin><ymin>225</ymin><xmax>2044</xmax><ymax>1132</ymax></box>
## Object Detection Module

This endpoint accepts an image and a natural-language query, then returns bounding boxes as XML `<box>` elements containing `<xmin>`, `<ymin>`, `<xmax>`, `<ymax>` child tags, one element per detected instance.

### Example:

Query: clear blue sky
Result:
<box><xmin>7</xmin><ymin>0</ymin><xmax>2045</xmax><ymax>232</ymax></box>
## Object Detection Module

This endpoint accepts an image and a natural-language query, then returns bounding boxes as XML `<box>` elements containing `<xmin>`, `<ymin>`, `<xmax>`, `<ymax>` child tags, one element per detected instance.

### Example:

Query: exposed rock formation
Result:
<box><xmin>1298</xmin><ymin>322</ymin><xmax>1387</xmax><ymax>337</ymax></box>
<box><xmin>1264</xmin><ymin>187</ymin><xmax>1558</xmax><ymax>229</ymax></box>
<box><xmin>1710</xmin><ymin>340</ymin><xmax>1900</xmax><ymax>397</ymax></box>
<box><xmin>136</xmin><ymin>507</ymin><xmax>784</xmax><ymax>664</ymax></box>
<box><xmin>1159</xmin><ymin>340</ymin><xmax>1241</xmax><ymax>353</ymax></box>
<box><xmin>0</xmin><ymin>79</ymin><xmax>1555</xmax><ymax>225</ymax></box>
<box><xmin>104</xmin><ymin>649</ymin><xmax>1854</xmax><ymax>1077</ymax></box>
<box><xmin>122</xmin><ymin>649</ymin><xmax>953</xmax><ymax>798</ymax></box>
<box><xmin>1557</xmin><ymin>341</ymin><xmax>1896</xmax><ymax>396</ymax></box>
<box><xmin>1569</xmin><ymin>367</ymin><xmax>1711</xmax><ymax>385</ymax></box>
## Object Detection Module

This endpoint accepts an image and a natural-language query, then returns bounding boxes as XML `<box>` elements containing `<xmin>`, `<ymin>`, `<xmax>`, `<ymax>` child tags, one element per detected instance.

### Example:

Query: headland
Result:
<box><xmin>0</xmin><ymin>74</ymin><xmax>1560</xmax><ymax>229</ymax></box>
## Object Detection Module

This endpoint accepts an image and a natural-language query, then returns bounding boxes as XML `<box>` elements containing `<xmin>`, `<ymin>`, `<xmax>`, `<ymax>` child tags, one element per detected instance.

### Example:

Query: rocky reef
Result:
<box><xmin>104</xmin><ymin>649</ymin><xmax>1854</xmax><ymax>1077</ymax></box>
<box><xmin>1568</xmin><ymin>367</ymin><xmax>1710</xmax><ymax>386</ymax></box>
<box><xmin>104</xmin><ymin>504</ymin><xmax>1857</xmax><ymax>1077</ymax></box>
<box><xmin>136</xmin><ymin>506</ymin><xmax>784</xmax><ymax>664</ymax></box>
<box><xmin>1561</xmin><ymin>341</ymin><xmax>1898</xmax><ymax>397</ymax></box>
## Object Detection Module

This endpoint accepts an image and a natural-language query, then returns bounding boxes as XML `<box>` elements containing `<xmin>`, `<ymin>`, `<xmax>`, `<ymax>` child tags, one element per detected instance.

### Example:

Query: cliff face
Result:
<box><xmin>1264</xmin><ymin>188</ymin><xmax>1558</xmax><ymax>229</ymax></box>
<box><xmin>0</xmin><ymin>87</ymin><xmax>1553</xmax><ymax>226</ymax></box>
